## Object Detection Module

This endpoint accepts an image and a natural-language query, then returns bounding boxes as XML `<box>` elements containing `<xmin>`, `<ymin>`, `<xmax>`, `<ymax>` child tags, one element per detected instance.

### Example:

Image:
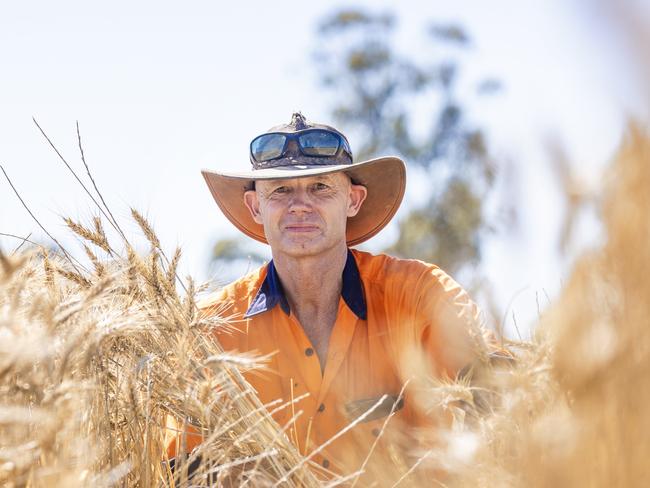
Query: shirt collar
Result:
<box><xmin>244</xmin><ymin>249</ymin><xmax>367</xmax><ymax>320</ymax></box>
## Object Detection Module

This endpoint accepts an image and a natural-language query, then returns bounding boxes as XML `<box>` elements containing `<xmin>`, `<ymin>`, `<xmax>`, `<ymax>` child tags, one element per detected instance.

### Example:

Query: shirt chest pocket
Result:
<box><xmin>343</xmin><ymin>394</ymin><xmax>410</xmax><ymax>458</ymax></box>
<box><xmin>345</xmin><ymin>394</ymin><xmax>404</xmax><ymax>424</ymax></box>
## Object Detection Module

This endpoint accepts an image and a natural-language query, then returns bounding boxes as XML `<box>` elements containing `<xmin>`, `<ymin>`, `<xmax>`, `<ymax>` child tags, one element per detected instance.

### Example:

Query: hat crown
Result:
<box><xmin>290</xmin><ymin>112</ymin><xmax>309</xmax><ymax>130</ymax></box>
<box><xmin>266</xmin><ymin>111</ymin><xmax>325</xmax><ymax>134</ymax></box>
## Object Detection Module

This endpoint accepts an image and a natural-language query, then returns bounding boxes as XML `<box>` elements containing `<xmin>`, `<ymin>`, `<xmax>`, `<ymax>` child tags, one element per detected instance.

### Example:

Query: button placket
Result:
<box><xmin>316</xmin><ymin>301</ymin><xmax>358</xmax><ymax>405</ymax></box>
<box><xmin>273</xmin><ymin>314</ymin><xmax>320</xmax><ymax>408</ymax></box>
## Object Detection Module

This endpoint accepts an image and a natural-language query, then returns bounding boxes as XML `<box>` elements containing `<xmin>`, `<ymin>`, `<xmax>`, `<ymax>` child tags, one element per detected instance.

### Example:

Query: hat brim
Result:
<box><xmin>201</xmin><ymin>156</ymin><xmax>406</xmax><ymax>246</ymax></box>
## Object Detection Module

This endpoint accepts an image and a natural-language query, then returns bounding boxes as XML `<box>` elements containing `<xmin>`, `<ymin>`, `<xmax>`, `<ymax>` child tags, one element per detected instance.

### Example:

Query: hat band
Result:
<box><xmin>253</xmin><ymin>155</ymin><xmax>353</xmax><ymax>170</ymax></box>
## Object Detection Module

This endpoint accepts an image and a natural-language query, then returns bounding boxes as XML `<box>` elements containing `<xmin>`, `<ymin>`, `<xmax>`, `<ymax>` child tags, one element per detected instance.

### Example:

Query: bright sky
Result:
<box><xmin>1</xmin><ymin>0</ymin><xmax>645</xmax><ymax>336</ymax></box>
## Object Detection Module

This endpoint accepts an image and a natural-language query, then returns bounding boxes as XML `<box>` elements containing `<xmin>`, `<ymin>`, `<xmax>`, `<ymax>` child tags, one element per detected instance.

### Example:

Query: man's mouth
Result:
<box><xmin>284</xmin><ymin>224</ymin><xmax>319</xmax><ymax>232</ymax></box>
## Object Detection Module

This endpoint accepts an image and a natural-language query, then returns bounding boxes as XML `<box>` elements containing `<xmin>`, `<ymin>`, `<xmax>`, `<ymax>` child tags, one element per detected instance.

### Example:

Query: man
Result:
<box><xmin>168</xmin><ymin>112</ymin><xmax>490</xmax><ymax>483</ymax></box>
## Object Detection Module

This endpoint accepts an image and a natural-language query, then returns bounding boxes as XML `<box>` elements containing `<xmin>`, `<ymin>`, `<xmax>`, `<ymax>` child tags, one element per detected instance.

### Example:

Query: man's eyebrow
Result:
<box><xmin>265</xmin><ymin>176</ymin><xmax>336</xmax><ymax>184</ymax></box>
<box><xmin>258</xmin><ymin>179</ymin><xmax>289</xmax><ymax>188</ymax></box>
<box><xmin>313</xmin><ymin>175</ymin><xmax>340</xmax><ymax>183</ymax></box>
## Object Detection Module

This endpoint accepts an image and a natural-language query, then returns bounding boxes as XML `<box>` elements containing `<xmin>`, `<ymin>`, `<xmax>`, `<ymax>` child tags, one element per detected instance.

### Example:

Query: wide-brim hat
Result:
<box><xmin>201</xmin><ymin>113</ymin><xmax>406</xmax><ymax>246</ymax></box>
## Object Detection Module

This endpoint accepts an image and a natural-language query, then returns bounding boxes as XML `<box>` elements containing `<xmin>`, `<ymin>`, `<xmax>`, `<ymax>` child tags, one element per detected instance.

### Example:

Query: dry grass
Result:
<box><xmin>1</xmin><ymin>122</ymin><xmax>649</xmax><ymax>486</ymax></box>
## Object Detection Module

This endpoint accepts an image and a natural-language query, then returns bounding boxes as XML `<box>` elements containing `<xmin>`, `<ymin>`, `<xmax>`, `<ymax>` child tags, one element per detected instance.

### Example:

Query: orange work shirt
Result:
<box><xmin>168</xmin><ymin>249</ymin><xmax>485</xmax><ymax>480</ymax></box>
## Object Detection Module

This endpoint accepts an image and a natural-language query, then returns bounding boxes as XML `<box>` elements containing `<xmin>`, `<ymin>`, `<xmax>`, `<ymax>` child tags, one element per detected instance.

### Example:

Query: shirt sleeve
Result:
<box><xmin>411</xmin><ymin>264</ymin><xmax>490</xmax><ymax>378</ymax></box>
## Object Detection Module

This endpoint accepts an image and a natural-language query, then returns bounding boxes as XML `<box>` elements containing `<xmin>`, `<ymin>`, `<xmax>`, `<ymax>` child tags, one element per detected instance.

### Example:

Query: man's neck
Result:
<box><xmin>272</xmin><ymin>244</ymin><xmax>348</xmax><ymax>313</ymax></box>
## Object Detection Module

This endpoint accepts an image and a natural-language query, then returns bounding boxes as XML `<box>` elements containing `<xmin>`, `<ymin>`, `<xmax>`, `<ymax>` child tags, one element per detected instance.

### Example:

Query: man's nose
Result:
<box><xmin>287</xmin><ymin>187</ymin><xmax>312</xmax><ymax>213</ymax></box>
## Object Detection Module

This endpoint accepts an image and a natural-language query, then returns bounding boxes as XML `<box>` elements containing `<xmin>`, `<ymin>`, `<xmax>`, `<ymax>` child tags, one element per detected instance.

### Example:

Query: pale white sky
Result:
<box><xmin>1</xmin><ymin>0</ymin><xmax>645</xmax><ymax>336</ymax></box>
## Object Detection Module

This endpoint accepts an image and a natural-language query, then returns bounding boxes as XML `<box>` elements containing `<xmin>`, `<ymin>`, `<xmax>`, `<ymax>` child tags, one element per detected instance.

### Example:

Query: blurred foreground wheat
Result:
<box><xmin>1</xmin><ymin>123</ymin><xmax>649</xmax><ymax>486</ymax></box>
<box><xmin>448</xmin><ymin>123</ymin><xmax>650</xmax><ymax>487</ymax></box>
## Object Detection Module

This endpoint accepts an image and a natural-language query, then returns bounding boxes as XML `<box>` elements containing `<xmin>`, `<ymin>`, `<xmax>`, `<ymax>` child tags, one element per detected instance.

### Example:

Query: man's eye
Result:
<box><xmin>272</xmin><ymin>186</ymin><xmax>290</xmax><ymax>194</ymax></box>
<box><xmin>313</xmin><ymin>183</ymin><xmax>330</xmax><ymax>191</ymax></box>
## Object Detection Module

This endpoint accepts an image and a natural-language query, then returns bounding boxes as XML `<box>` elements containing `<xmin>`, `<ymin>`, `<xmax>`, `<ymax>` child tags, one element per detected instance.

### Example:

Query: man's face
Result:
<box><xmin>243</xmin><ymin>173</ymin><xmax>367</xmax><ymax>258</ymax></box>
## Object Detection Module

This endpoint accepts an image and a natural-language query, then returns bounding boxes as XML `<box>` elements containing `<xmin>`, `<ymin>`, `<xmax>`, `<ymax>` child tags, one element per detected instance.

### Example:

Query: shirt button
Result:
<box><xmin>305</xmin><ymin>348</ymin><xmax>314</xmax><ymax>357</ymax></box>
<box><xmin>317</xmin><ymin>403</ymin><xmax>325</xmax><ymax>413</ymax></box>
<box><xmin>372</xmin><ymin>428</ymin><xmax>380</xmax><ymax>437</ymax></box>
<box><xmin>322</xmin><ymin>459</ymin><xmax>330</xmax><ymax>469</ymax></box>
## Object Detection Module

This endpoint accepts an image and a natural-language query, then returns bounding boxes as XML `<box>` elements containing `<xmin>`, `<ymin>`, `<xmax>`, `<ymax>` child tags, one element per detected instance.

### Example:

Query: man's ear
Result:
<box><xmin>243</xmin><ymin>190</ymin><xmax>264</xmax><ymax>224</ymax></box>
<box><xmin>347</xmin><ymin>183</ymin><xmax>368</xmax><ymax>218</ymax></box>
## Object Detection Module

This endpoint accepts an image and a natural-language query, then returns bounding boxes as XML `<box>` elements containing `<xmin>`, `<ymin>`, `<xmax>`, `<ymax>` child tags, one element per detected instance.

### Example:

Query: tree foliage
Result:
<box><xmin>315</xmin><ymin>8</ymin><xmax>500</xmax><ymax>275</ymax></box>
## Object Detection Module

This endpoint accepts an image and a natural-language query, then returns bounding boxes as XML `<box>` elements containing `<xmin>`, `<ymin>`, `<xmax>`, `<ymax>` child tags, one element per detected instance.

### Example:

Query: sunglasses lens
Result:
<box><xmin>251</xmin><ymin>134</ymin><xmax>286</xmax><ymax>162</ymax></box>
<box><xmin>299</xmin><ymin>131</ymin><xmax>340</xmax><ymax>156</ymax></box>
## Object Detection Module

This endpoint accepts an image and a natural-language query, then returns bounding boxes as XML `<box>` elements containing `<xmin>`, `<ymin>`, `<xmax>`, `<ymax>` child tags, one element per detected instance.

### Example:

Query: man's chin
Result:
<box><xmin>276</xmin><ymin>237</ymin><xmax>328</xmax><ymax>258</ymax></box>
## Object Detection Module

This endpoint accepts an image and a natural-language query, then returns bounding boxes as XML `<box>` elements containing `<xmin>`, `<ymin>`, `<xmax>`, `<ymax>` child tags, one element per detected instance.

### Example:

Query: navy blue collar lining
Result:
<box><xmin>244</xmin><ymin>250</ymin><xmax>367</xmax><ymax>320</ymax></box>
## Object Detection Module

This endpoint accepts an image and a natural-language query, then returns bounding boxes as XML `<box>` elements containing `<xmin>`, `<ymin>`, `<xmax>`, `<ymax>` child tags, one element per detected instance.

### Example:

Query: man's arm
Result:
<box><xmin>412</xmin><ymin>265</ymin><xmax>492</xmax><ymax>378</ymax></box>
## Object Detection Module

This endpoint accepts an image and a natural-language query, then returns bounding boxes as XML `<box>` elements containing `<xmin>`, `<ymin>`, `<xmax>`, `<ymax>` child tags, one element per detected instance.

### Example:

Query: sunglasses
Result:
<box><xmin>250</xmin><ymin>129</ymin><xmax>352</xmax><ymax>166</ymax></box>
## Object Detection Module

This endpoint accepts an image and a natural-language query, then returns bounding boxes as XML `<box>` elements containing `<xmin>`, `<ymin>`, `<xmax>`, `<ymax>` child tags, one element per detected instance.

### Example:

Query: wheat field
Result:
<box><xmin>1</xmin><ymin>122</ymin><xmax>649</xmax><ymax>486</ymax></box>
